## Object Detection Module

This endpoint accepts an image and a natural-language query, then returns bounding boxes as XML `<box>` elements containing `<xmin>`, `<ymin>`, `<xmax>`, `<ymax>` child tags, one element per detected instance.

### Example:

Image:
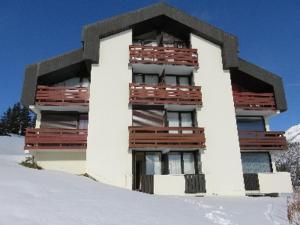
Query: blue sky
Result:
<box><xmin>0</xmin><ymin>0</ymin><xmax>299</xmax><ymax>130</ymax></box>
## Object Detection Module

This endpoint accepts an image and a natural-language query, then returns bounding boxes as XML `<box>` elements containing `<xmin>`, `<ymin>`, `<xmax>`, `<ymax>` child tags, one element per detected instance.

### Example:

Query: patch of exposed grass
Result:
<box><xmin>19</xmin><ymin>158</ymin><xmax>42</xmax><ymax>170</ymax></box>
<box><xmin>80</xmin><ymin>173</ymin><xmax>97</xmax><ymax>181</ymax></box>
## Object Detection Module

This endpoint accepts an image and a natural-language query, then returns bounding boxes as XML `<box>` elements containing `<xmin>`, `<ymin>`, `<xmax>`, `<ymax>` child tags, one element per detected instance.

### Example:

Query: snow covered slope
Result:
<box><xmin>0</xmin><ymin>134</ymin><xmax>24</xmax><ymax>155</ymax></box>
<box><xmin>0</xmin><ymin>135</ymin><xmax>290</xmax><ymax>225</ymax></box>
<box><xmin>286</xmin><ymin>124</ymin><xmax>300</xmax><ymax>143</ymax></box>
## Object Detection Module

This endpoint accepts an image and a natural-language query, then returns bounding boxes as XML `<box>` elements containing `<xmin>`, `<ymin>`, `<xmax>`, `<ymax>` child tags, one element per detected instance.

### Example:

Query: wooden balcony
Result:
<box><xmin>25</xmin><ymin>128</ymin><xmax>88</xmax><ymax>150</ymax></box>
<box><xmin>35</xmin><ymin>85</ymin><xmax>89</xmax><ymax>107</ymax></box>
<box><xmin>129</xmin><ymin>126</ymin><xmax>205</xmax><ymax>149</ymax></box>
<box><xmin>239</xmin><ymin>131</ymin><xmax>287</xmax><ymax>150</ymax></box>
<box><xmin>129</xmin><ymin>45</ymin><xmax>198</xmax><ymax>67</ymax></box>
<box><xmin>129</xmin><ymin>83</ymin><xmax>202</xmax><ymax>105</ymax></box>
<box><xmin>233</xmin><ymin>92</ymin><xmax>276</xmax><ymax>110</ymax></box>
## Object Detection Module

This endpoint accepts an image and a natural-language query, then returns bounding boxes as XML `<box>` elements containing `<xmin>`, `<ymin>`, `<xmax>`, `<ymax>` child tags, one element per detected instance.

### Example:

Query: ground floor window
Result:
<box><xmin>241</xmin><ymin>152</ymin><xmax>272</xmax><ymax>173</ymax></box>
<box><xmin>168</xmin><ymin>152</ymin><xmax>197</xmax><ymax>175</ymax></box>
<box><xmin>145</xmin><ymin>153</ymin><xmax>161</xmax><ymax>175</ymax></box>
<box><xmin>133</xmin><ymin>151</ymin><xmax>200</xmax><ymax>177</ymax></box>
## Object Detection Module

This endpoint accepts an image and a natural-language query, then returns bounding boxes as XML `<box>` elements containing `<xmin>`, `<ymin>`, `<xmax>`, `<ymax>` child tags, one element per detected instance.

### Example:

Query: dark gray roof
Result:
<box><xmin>237</xmin><ymin>58</ymin><xmax>287</xmax><ymax>111</ymax></box>
<box><xmin>21</xmin><ymin>48</ymin><xmax>85</xmax><ymax>106</ymax></box>
<box><xmin>21</xmin><ymin>2</ymin><xmax>287</xmax><ymax>112</ymax></box>
<box><xmin>81</xmin><ymin>2</ymin><xmax>239</xmax><ymax>68</ymax></box>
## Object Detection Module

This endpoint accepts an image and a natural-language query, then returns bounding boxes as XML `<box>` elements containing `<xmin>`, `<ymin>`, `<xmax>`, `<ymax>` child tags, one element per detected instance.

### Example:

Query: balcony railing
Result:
<box><xmin>129</xmin><ymin>83</ymin><xmax>202</xmax><ymax>105</ymax></box>
<box><xmin>233</xmin><ymin>92</ymin><xmax>276</xmax><ymax>110</ymax></box>
<box><xmin>129</xmin><ymin>45</ymin><xmax>199</xmax><ymax>67</ymax></box>
<box><xmin>25</xmin><ymin>128</ymin><xmax>88</xmax><ymax>150</ymax></box>
<box><xmin>35</xmin><ymin>85</ymin><xmax>89</xmax><ymax>106</ymax></box>
<box><xmin>239</xmin><ymin>131</ymin><xmax>287</xmax><ymax>150</ymax></box>
<box><xmin>129</xmin><ymin>126</ymin><xmax>205</xmax><ymax>149</ymax></box>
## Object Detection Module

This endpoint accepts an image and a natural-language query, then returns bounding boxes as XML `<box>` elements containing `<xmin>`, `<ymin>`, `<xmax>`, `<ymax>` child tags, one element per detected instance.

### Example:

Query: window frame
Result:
<box><xmin>167</xmin><ymin>151</ymin><xmax>199</xmax><ymax>175</ymax></box>
<box><xmin>133</xmin><ymin>73</ymin><xmax>159</xmax><ymax>85</ymax></box>
<box><xmin>165</xmin><ymin>111</ymin><xmax>195</xmax><ymax>127</ymax></box>
<box><xmin>241</xmin><ymin>152</ymin><xmax>273</xmax><ymax>174</ymax></box>
<box><xmin>164</xmin><ymin>74</ymin><xmax>192</xmax><ymax>86</ymax></box>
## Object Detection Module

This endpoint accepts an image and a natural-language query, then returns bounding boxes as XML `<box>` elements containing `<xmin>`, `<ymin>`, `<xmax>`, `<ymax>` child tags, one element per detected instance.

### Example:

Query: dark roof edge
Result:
<box><xmin>237</xmin><ymin>58</ymin><xmax>287</xmax><ymax>112</ymax></box>
<box><xmin>29</xmin><ymin>48</ymin><xmax>84</xmax><ymax>77</ymax></box>
<box><xmin>81</xmin><ymin>2</ymin><xmax>239</xmax><ymax>69</ymax></box>
<box><xmin>21</xmin><ymin>48</ymin><xmax>85</xmax><ymax>106</ymax></box>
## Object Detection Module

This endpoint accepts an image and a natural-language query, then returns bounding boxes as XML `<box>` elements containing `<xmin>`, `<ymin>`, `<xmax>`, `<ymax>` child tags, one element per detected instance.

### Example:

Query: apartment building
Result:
<box><xmin>21</xmin><ymin>3</ymin><xmax>292</xmax><ymax>196</ymax></box>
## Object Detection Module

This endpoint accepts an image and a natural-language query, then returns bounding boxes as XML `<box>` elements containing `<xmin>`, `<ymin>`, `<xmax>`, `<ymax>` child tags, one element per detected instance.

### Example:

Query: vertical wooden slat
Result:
<box><xmin>243</xmin><ymin>173</ymin><xmax>260</xmax><ymax>191</ymax></box>
<box><xmin>184</xmin><ymin>174</ymin><xmax>206</xmax><ymax>193</ymax></box>
<box><xmin>141</xmin><ymin>175</ymin><xmax>154</xmax><ymax>194</ymax></box>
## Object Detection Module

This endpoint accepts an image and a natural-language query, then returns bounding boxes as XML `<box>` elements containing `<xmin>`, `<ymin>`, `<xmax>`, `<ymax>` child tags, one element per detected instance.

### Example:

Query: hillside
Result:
<box><xmin>286</xmin><ymin>124</ymin><xmax>300</xmax><ymax>143</ymax></box>
<box><xmin>0</xmin><ymin>135</ymin><xmax>289</xmax><ymax>225</ymax></box>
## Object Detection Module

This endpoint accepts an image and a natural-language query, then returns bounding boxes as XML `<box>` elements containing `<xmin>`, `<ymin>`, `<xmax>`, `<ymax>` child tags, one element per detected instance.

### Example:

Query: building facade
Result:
<box><xmin>21</xmin><ymin>3</ymin><xmax>292</xmax><ymax>196</ymax></box>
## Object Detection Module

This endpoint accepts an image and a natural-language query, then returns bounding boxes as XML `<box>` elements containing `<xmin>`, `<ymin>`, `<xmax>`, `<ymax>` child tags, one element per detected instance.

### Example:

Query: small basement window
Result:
<box><xmin>241</xmin><ymin>152</ymin><xmax>272</xmax><ymax>173</ymax></box>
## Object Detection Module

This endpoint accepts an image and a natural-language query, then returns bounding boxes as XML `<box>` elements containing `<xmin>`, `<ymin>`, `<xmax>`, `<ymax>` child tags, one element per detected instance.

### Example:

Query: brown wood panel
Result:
<box><xmin>185</xmin><ymin>174</ymin><xmax>206</xmax><ymax>193</ymax></box>
<box><xmin>243</xmin><ymin>173</ymin><xmax>260</xmax><ymax>191</ymax></box>
<box><xmin>35</xmin><ymin>85</ymin><xmax>89</xmax><ymax>106</ymax></box>
<box><xmin>129</xmin><ymin>83</ymin><xmax>202</xmax><ymax>105</ymax></box>
<box><xmin>129</xmin><ymin>45</ymin><xmax>198</xmax><ymax>67</ymax></box>
<box><xmin>140</xmin><ymin>175</ymin><xmax>154</xmax><ymax>194</ymax></box>
<box><xmin>129</xmin><ymin>126</ymin><xmax>205</xmax><ymax>148</ymax></box>
<box><xmin>239</xmin><ymin>131</ymin><xmax>287</xmax><ymax>150</ymax></box>
<box><xmin>233</xmin><ymin>92</ymin><xmax>276</xmax><ymax>110</ymax></box>
<box><xmin>25</xmin><ymin>128</ymin><xmax>87</xmax><ymax>150</ymax></box>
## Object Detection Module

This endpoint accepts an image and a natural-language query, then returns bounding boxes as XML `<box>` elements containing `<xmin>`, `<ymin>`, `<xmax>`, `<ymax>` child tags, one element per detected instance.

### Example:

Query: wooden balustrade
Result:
<box><xmin>25</xmin><ymin>128</ymin><xmax>88</xmax><ymax>150</ymax></box>
<box><xmin>233</xmin><ymin>92</ymin><xmax>276</xmax><ymax>110</ymax></box>
<box><xmin>239</xmin><ymin>131</ymin><xmax>287</xmax><ymax>150</ymax></box>
<box><xmin>243</xmin><ymin>173</ymin><xmax>260</xmax><ymax>191</ymax></box>
<box><xmin>35</xmin><ymin>85</ymin><xmax>89</xmax><ymax>106</ymax></box>
<box><xmin>129</xmin><ymin>45</ymin><xmax>198</xmax><ymax>67</ymax></box>
<box><xmin>129</xmin><ymin>126</ymin><xmax>205</xmax><ymax>148</ymax></box>
<box><xmin>129</xmin><ymin>83</ymin><xmax>202</xmax><ymax>105</ymax></box>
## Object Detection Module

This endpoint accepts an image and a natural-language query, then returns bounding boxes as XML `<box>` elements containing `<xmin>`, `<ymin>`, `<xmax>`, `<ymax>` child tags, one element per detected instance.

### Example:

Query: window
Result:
<box><xmin>145</xmin><ymin>153</ymin><xmax>161</xmax><ymax>175</ymax></box>
<box><xmin>133</xmin><ymin>74</ymin><xmax>159</xmax><ymax>85</ymax></box>
<box><xmin>241</xmin><ymin>152</ymin><xmax>272</xmax><ymax>173</ymax></box>
<box><xmin>168</xmin><ymin>153</ymin><xmax>182</xmax><ymax>174</ymax></box>
<box><xmin>168</xmin><ymin>152</ymin><xmax>197</xmax><ymax>175</ymax></box>
<box><xmin>183</xmin><ymin>153</ymin><xmax>195</xmax><ymax>174</ymax></box>
<box><xmin>165</xmin><ymin>75</ymin><xmax>191</xmax><ymax>86</ymax></box>
<box><xmin>167</xmin><ymin>112</ymin><xmax>193</xmax><ymax>127</ymax></box>
<box><xmin>237</xmin><ymin>117</ymin><xmax>265</xmax><ymax>131</ymax></box>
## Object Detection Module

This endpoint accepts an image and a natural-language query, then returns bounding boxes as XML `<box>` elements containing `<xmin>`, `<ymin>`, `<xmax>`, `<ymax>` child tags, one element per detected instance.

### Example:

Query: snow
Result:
<box><xmin>286</xmin><ymin>124</ymin><xmax>300</xmax><ymax>144</ymax></box>
<box><xmin>0</xmin><ymin>135</ymin><xmax>290</xmax><ymax>225</ymax></box>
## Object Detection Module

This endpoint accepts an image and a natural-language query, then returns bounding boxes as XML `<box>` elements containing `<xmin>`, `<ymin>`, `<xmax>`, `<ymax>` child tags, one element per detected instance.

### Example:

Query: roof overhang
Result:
<box><xmin>81</xmin><ymin>3</ymin><xmax>239</xmax><ymax>69</ymax></box>
<box><xmin>237</xmin><ymin>58</ymin><xmax>287</xmax><ymax>112</ymax></box>
<box><xmin>20</xmin><ymin>2</ymin><xmax>287</xmax><ymax>113</ymax></box>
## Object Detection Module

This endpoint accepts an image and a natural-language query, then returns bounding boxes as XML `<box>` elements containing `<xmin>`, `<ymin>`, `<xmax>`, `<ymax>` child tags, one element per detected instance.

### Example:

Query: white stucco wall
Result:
<box><xmin>258</xmin><ymin>172</ymin><xmax>293</xmax><ymax>193</ymax></box>
<box><xmin>154</xmin><ymin>175</ymin><xmax>186</xmax><ymax>195</ymax></box>
<box><xmin>86</xmin><ymin>30</ymin><xmax>133</xmax><ymax>189</ymax></box>
<box><xmin>191</xmin><ymin>34</ymin><xmax>245</xmax><ymax>196</ymax></box>
<box><xmin>32</xmin><ymin>151</ymin><xmax>86</xmax><ymax>174</ymax></box>
<box><xmin>34</xmin><ymin>110</ymin><xmax>41</xmax><ymax>128</ymax></box>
